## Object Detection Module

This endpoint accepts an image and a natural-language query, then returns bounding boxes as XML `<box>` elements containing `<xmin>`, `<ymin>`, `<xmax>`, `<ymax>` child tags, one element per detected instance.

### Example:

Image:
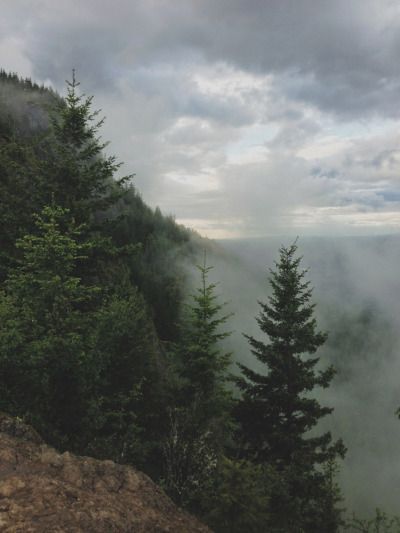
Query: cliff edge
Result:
<box><xmin>0</xmin><ymin>413</ymin><xmax>210</xmax><ymax>532</ymax></box>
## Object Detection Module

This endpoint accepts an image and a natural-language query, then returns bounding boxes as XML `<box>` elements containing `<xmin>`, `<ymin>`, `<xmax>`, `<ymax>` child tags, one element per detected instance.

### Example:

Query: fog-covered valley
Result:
<box><xmin>202</xmin><ymin>235</ymin><xmax>400</xmax><ymax>516</ymax></box>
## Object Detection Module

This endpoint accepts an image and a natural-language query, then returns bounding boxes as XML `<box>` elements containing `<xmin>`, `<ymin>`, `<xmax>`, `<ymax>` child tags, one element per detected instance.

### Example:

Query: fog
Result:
<box><xmin>0</xmin><ymin>78</ymin><xmax>53</xmax><ymax>135</ymax></box>
<box><xmin>200</xmin><ymin>235</ymin><xmax>400</xmax><ymax>515</ymax></box>
<box><xmin>3</xmin><ymin>71</ymin><xmax>399</xmax><ymax>519</ymax></box>
<box><xmin>4</xmin><ymin>1</ymin><xmax>400</xmax><ymax>239</ymax></box>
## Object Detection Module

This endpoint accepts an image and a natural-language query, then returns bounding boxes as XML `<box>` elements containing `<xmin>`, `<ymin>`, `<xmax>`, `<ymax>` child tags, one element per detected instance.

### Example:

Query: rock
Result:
<box><xmin>0</xmin><ymin>415</ymin><xmax>211</xmax><ymax>532</ymax></box>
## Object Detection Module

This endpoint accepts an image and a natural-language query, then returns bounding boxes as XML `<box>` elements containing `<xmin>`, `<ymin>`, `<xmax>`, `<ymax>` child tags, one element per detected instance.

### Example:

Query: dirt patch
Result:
<box><xmin>0</xmin><ymin>413</ymin><xmax>210</xmax><ymax>532</ymax></box>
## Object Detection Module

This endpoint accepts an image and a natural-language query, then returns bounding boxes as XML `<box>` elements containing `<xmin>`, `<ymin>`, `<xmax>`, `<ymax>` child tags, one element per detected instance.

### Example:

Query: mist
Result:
<box><xmin>4</xmin><ymin>0</ymin><xmax>400</xmax><ymax>525</ymax></box>
<box><xmin>4</xmin><ymin>1</ymin><xmax>400</xmax><ymax>240</ymax></box>
<box><xmin>198</xmin><ymin>234</ymin><xmax>400</xmax><ymax>516</ymax></box>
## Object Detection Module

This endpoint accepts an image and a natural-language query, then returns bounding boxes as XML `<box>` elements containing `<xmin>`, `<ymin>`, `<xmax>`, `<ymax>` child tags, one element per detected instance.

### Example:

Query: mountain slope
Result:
<box><xmin>0</xmin><ymin>413</ymin><xmax>210</xmax><ymax>532</ymax></box>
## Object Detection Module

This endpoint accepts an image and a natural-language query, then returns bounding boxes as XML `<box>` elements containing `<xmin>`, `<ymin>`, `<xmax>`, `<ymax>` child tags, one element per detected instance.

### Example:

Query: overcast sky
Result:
<box><xmin>3</xmin><ymin>0</ymin><xmax>400</xmax><ymax>238</ymax></box>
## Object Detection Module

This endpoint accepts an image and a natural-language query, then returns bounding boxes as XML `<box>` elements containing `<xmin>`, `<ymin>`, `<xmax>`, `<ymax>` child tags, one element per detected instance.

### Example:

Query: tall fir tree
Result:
<box><xmin>41</xmin><ymin>70</ymin><xmax>129</xmax><ymax>225</ymax></box>
<box><xmin>0</xmin><ymin>204</ymin><xmax>100</xmax><ymax>447</ymax></box>
<box><xmin>0</xmin><ymin>134</ymin><xmax>40</xmax><ymax>280</ymax></box>
<box><xmin>179</xmin><ymin>254</ymin><xmax>232</xmax><ymax>409</ymax></box>
<box><xmin>236</xmin><ymin>241</ymin><xmax>345</xmax><ymax>532</ymax></box>
<box><xmin>0</xmin><ymin>203</ymin><xmax>165</xmax><ymax>466</ymax></box>
<box><xmin>0</xmin><ymin>72</ymin><xmax>130</xmax><ymax>286</ymax></box>
<box><xmin>163</xmin><ymin>254</ymin><xmax>233</xmax><ymax>507</ymax></box>
<box><xmin>88</xmin><ymin>280</ymin><xmax>167</xmax><ymax>475</ymax></box>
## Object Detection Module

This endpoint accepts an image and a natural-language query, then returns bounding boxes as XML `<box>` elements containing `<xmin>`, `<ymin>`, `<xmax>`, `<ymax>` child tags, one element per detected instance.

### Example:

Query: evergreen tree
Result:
<box><xmin>0</xmin><ymin>205</ymin><xmax>100</xmax><ymax>447</ymax></box>
<box><xmin>39</xmin><ymin>72</ymin><xmax>140</xmax><ymax>296</ymax></box>
<box><xmin>88</xmin><ymin>282</ymin><xmax>167</xmax><ymax>474</ymax></box>
<box><xmin>179</xmin><ymin>255</ymin><xmax>232</xmax><ymax>409</ymax></box>
<box><xmin>200</xmin><ymin>457</ymin><xmax>275</xmax><ymax>533</ymax></box>
<box><xmin>0</xmin><ymin>204</ymin><xmax>165</xmax><ymax>465</ymax></box>
<box><xmin>236</xmin><ymin>241</ymin><xmax>345</xmax><ymax>531</ymax></box>
<box><xmin>0</xmin><ymin>134</ymin><xmax>40</xmax><ymax>280</ymax></box>
<box><xmin>163</xmin><ymin>255</ymin><xmax>233</xmax><ymax>506</ymax></box>
<box><xmin>41</xmin><ymin>70</ymin><xmax>129</xmax><ymax>225</ymax></box>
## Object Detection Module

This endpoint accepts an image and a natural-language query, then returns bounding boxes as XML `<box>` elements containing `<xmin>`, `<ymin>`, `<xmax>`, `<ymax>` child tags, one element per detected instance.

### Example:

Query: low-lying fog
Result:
<box><xmin>204</xmin><ymin>235</ymin><xmax>400</xmax><ymax>516</ymax></box>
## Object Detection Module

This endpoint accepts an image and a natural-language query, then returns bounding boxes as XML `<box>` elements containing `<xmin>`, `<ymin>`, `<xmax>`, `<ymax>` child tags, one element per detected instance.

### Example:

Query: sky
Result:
<box><xmin>3</xmin><ymin>0</ymin><xmax>400</xmax><ymax>238</ymax></box>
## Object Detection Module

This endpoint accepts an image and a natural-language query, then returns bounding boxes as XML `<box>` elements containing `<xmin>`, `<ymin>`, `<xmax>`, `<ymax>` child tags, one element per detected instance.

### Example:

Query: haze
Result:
<box><xmin>3</xmin><ymin>1</ymin><xmax>400</xmax><ymax>238</ymax></box>
<box><xmin>3</xmin><ymin>0</ymin><xmax>400</xmax><ymax>520</ymax></box>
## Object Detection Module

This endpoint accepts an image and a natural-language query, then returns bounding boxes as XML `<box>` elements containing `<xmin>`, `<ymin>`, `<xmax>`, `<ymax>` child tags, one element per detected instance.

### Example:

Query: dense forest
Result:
<box><xmin>0</xmin><ymin>70</ymin><xmax>398</xmax><ymax>532</ymax></box>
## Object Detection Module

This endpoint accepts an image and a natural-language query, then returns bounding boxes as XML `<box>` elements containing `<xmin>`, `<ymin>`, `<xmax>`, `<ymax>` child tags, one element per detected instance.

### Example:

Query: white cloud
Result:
<box><xmin>2</xmin><ymin>1</ymin><xmax>400</xmax><ymax>237</ymax></box>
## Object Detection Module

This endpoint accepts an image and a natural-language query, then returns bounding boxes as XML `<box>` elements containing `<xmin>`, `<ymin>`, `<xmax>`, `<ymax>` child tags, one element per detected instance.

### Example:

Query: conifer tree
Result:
<box><xmin>164</xmin><ymin>255</ymin><xmax>233</xmax><ymax>506</ymax></box>
<box><xmin>41</xmin><ymin>70</ymin><xmax>129</xmax><ymax>225</ymax></box>
<box><xmin>0</xmin><ymin>204</ymin><xmax>163</xmax><ymax>462</ymax></box>
<box><xmin>236</xmin><ymin>241</ymin><xmax>345</xmax><ymax>531</ymax></box>
<box><xmin>0</xmin><ymin>204</ymin><xmax>100</xmax><ymax>446</ymax></box>
<box><xmin>89</xmin><ymin>281</ymin><xmax>166</xmax><ymax>472</ymax></box>
<box><xmin>0</xmin><ymin>134</ymin><xmax>40</xmax><ymax>280</ymax></box>
<box><xmin>40</xmin><ymin>72</ymin><xmax>137</xmax><ymax>293</ymax></box>
<box><xmin>180</xmin><ymin>255</ymin><xmax>232</xmax><ymax>410</ymax></box>
<box><xmin>0</xmin><ymin>72</ymin><xmax>129</xmax><ymax>286</ymax></box>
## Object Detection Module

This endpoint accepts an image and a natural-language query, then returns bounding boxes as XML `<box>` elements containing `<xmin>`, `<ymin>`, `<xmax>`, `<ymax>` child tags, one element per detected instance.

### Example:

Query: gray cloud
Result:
<box><xmin>211</xmin><ymin>234</ymin><xmax>400</xmax><ymax>515</ymax></box>
<box><xmin>4</xmin><ymin>2</ymin><xmax>400</xmax><ymax>515</ymax></box>
<box><xmin>2</xmin><ymin>1</ymin><xmax>400</xmax><ymax>236</ymax></box>
<box><xmin>4</xmin><ymin>0</ymin><xmax>400</xmax><ymax>118</ymax></box>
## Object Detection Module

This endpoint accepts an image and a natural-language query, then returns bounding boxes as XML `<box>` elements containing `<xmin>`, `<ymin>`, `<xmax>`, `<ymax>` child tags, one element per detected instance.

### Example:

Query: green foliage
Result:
<box><xmin>163</xmin><ymin>256</ymin><xmax>234</xmax><ymax>507</ymax></box>
<box><xmin>88</xmin><ymin>286</ymin><xmax>166</xmax><ymax>471</ymax></box>
<box><xmin>200</xmin><ymin>457</ymin><xmax>274</xmax><ymax>533</ymax></box>
<box><xmin>0</xmin><ymin>72</ymin><xmax>356</xmax><ymax>532</ymax></box>
<box><xmin>236</xmin><ymin>241</ymin><xmax>345</xmax><ymax>531</ymax></box>
<box><xmin>0</xmin><ymin>205</ymin><xmax>100</xmax><ymax>446</ymax></box>
<box><xmin>265</xmin><ymin>458</ymin><xmax>344</xmax><ymax>532</ymax></box>
<box><xmin>0</xmin><ymin>136</ymin><xmax>41</xmax><ymax>279</ymax></box>
<box><xmin>179</xmin><ymin>256</ymin><xmax>232</xmax><ymax>405</ymax></box>
<box><xmin>345</xmin><ymin>509</ymin><xmax>400</xmax><ymax>532</ymax></box>
<box><xmin>41</xmin><ymin>70</ymin><xmax>129</xmax><ymax>223</ymax></box>
<box><xmin>109</xmin><ymin>186</ymin><xmax>194</xmax><ymax>341</ymax></box>
<box><xmin>162</xmin><ymin>406</ymin><xmax>219</xmax><ymax>506</ymax></box>
<box><xmin>0</xmin><ymin>202</ymin><xmax>166</xmax><ymax>466</ymax></box>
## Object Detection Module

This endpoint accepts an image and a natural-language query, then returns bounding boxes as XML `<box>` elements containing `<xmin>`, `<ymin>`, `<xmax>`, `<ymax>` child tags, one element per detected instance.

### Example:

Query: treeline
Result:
<box><xmin>0</xmin><ymin>73</ymin><xmax>389</xmax><ymax>532</ymax></box>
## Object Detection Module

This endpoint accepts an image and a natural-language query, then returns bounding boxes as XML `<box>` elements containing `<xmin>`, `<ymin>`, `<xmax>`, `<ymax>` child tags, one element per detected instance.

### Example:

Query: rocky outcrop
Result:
<box><xmin>0</xmin><ymin>414</ymin><xmax>210</xmax><ymax>532</ymax></box>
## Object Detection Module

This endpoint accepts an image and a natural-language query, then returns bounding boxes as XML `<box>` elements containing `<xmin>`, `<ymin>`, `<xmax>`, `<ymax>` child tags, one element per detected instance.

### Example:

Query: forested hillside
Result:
<box><xmin>0</xmin><ymin>71</ymin><xmax>396</xmax><ymax>532</ymax></box>
<box><xmin>0</xmin><ymin>67</ymin><xmax>204</xmax><ymax>475</ymax></box>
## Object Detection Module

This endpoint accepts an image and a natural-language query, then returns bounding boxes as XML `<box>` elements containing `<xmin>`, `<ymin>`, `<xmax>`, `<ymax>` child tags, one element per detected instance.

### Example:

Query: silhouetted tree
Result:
<box><xmin>236</xmin><ymin>241</ymin><xmax>345</xmax><ymax>532</ymax></box>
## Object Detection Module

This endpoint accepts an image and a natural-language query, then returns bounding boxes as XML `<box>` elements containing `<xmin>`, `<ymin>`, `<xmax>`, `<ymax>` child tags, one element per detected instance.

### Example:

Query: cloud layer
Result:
<box><xmin>2</xmin><ymin>0</ymin><xmax>400</xmax><ymax>237</ymax></box>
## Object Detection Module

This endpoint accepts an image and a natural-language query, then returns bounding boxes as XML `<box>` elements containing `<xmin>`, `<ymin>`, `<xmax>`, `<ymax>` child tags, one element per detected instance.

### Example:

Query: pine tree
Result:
<box><xmin>163</xmin><ymin>254</ymin><xmax>233</xmax><ymax>506</ymax></box>
<box><xmin>41</xmin><ymin>72</ymin><xmax>138</xmax><ymax>293</ymax></box>
<box><xmin>0</xmin><ymin>72</ymin><xmax>129</xmax><ymax>285</ymax></box>
<box><xmin>236</xmin><ymin>241</ymin><xmax>345</xmax><ymax>531</ymax></box>
<box><xmin>180</xmin><ymin>255</ymin><xmax>232</xmax><ymax>408</ymax></box>
<box><xmin>0</xmin><ymin>135</ymin><xmax>40</xmax><ymax>280</ymax></box>
<box><xmin>88</xmin><ymin>282</ymin><xmax>166</xmax><ymax>472</ymax></box>
<box><xmin>41</xmin><ymin>70</ymin><xmax>129</xmax><ymax>225</ymax></box>
<box><xmin>0</xmin><ymin>204</ymin><xmax>100</xmax><ymax>447</ymax></box>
